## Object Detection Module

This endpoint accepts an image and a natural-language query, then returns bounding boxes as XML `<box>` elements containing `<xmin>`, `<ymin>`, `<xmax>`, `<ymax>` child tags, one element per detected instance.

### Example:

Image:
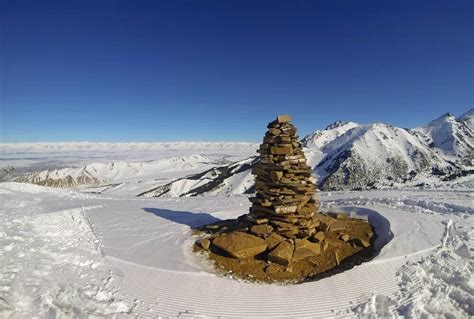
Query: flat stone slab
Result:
<box><xmin>265</xmin><ymin>234</ymin><xmax>285</xmax><ymax>250</ymax></box>
<box><xmin>277</xmin><ymin>114</ymin><xmax>292</xmax><ymax>123</ymax></box>
<box><xmin>212</xmin><ymin>232</ymin><xmax>267</xmax><ymax>259</ymax></box>
<box><xmin>270</xmin><ymin>145</ymin><xmax>293</xmax><ymax>155</ymax></box>
<box><xmin>293</xmin><ymin>239</ymin><xmax>321</xmax><ymax>261</ymax></box>
<box><xmin>329</xmin><ymin>220</ymin><xmax>348</xmax><ymax>231</ymax></box>
<box><xmin>250</xmin><ymin>224</ymin><xmax>273</xmax><ymax>237</ymax></box>
<box><xmin>268</xmin><ymin>240</ymin><xmax>294</xmax><ymax>266</ymax></box>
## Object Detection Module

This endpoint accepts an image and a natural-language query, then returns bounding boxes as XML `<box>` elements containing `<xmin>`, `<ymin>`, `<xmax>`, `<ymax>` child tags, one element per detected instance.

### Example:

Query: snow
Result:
<box><xmin>1</xmin><ymin>182</ymin><xmax>472</xmax><ymax>317</ymax></box>
<box><xmin>0</xmin><ymin>183</ymin><xmax>133</xmax><ymax>317</ymax></box>
<box><xmin>0</xmin><ymin>141</ymin><xmax>257</xmax><ymax>174</ymax></box>
<box><xmin>415</xmin><ymin>112</ymin><xmax>474</xmax><ymax>159</ymax></box>
<box><xmin>138</xmin><ymin>157</ymin><xmax>258</xmax><ymax>198</ymax></box>
<box><xmin>14</xmin><ymin>154</ymin><xmax>220</xmax><ymax>194</ymax></box>
<box><xmin>301</xmin><ymin>121</ymin><xmax>360</xmax><ymax>149</ymax></box>
<box><xmin>351</xmin><ymin>219</ymin><xmax>473</xmax><ymax>318</ymax></box>
<box><xmin>0</xmin><ymin>141</ymin><xmax>259</xmax><ymax>155</ymax></box>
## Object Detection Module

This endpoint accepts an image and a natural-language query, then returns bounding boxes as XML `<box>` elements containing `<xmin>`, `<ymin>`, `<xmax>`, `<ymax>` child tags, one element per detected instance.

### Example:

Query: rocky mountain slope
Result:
<box><xmin>311</xmin><ymin>110</ymin><xmax>473</xmax><ymax>190</ymax></box>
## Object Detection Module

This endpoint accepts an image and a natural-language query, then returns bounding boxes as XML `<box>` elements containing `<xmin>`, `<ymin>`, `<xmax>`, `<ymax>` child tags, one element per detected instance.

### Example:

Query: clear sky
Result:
<box><xmin>1</xmin><ymin>0</ymin><xmax>473</xmax><ymax>142</ymax></box>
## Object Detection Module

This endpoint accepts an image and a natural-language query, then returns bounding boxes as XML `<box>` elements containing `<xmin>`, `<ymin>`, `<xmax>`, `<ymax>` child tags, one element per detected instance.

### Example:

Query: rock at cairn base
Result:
<box><xmin>248</xmin><ymin>114</ymin><xmax>320</xmax><ymax>239</ymax></box>
<box><xmin>212</xmin><ymin>232</ymin><xmax>267</xmax><ymax>259</ymax></box>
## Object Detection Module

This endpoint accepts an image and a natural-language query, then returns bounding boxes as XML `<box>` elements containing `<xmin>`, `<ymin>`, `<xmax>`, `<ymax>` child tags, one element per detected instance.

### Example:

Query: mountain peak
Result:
<box><xmin>458</xmin><ymin>108</ymin><xmax>474</xmax><ymax>120</ymax></box>
<box><xmin>428</xmin><ymin>112</ymin><xmax>456</xmax><ymax>126</ymax></box>
<box><xmin>458</xmin><ymin>108</ymin><xmax>474</xmax><ymax>130</ymax></box>
<box><xmin>325</xmin><ymin>120</ymin><xmax>351</xmax><ymax>130</ymax></box>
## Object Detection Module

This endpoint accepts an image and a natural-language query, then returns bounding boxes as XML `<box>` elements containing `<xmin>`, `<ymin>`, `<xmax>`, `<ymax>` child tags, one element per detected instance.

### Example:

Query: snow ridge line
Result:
<box><xmin>352</xmin><ymin>219</ymin><xmax>472</xmax><ymax>318</ymax></box>
<box><xmin>0</xmin><ymin>201</ymin><xmax>134</xmax><ymax>317</ymax></box>
<box><xmin>78</xmin><ymin>204</ymin><xmax>107</xmax><ymax>256</ymax></box>
<box><xmin>442</xmin><ymin>219</ymin><xmax>453</xmax><ymax>247</ymax></box>
<box><xmin>105</xmin><ymin>255</ymin><xmax>213</xmax><ymax>276</ymax></box>
<box><xmin>38</xmin><ymin>205</ymin><xmax>106</xmax><ymax>257</ymax></box>
<box><xmin>324</xmin><ymin>196</ymin><xmax>474</xmax><ymax>215</ymax></box>
<box><xmin>366</xmin><ymin>245</ymin><xmax>439</xmax><ymax>266</ymax></box>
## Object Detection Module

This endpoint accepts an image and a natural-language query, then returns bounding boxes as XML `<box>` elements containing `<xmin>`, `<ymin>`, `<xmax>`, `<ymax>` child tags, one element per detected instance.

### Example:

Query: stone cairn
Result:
<box><xmin>194</xmin><ymin>115</ymin><xmax>374</xmax><ymax>278</ymax></box>
<box><xmin>248</xmin><ymin>114</ymin><xmax>320</xmax><ymax>239</ymax></box>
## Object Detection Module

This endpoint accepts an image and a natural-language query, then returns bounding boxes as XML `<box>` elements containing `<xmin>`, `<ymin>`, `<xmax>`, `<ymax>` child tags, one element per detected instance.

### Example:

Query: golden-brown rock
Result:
<box><xmin>211</xmin><ymin>232</ymin><xmax>267</xmax><ymax>259</ymax></box>
<box><xmin>268</xmin><ymin>240</ymin><xmax>294</xmax><ymax>266</ymax></box>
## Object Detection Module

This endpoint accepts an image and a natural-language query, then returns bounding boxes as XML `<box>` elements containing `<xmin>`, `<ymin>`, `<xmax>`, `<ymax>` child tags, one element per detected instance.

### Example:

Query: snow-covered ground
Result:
<box><xmin>1</xmin><ymin>182</ymin><xmax>472</xmax><ymax>318</ymax></box>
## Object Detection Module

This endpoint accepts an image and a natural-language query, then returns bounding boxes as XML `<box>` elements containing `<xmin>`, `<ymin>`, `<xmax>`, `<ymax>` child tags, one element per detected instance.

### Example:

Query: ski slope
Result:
<box><xmin>1</xmin><ymin>182</ymin><xmax>471</xmax><ymax>318</ymax></box>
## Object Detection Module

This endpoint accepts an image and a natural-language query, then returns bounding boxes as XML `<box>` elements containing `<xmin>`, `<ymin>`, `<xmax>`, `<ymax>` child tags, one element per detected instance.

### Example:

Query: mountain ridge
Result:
<box><xmin>137</xmin><ymin>109</ymin><xmax>473</xmax><ymax>196</ymax></box>
<box><xmin>8</xmin><ymin>110</ymin><xmax>473</xmax><ymax>195</ymax></box>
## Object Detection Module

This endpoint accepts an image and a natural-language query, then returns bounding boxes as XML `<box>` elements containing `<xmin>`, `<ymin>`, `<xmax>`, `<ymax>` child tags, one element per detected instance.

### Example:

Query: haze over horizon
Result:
<box><xmin>0</xmin><ymin>108</ymin><xmax>472</xmax><ymax>144</ymax></box>
<box><xmin>1</xmin><ymin>0</ymin><xmax>473</xmax><ymax>143</ymax></box>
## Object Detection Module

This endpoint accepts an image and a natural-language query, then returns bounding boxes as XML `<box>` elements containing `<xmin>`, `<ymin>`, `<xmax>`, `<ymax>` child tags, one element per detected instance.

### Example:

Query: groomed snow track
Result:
<box><xmin>84</xmin><ymin>195</ymin><xmax>449</xmax><ymax>317</ymax></box>
<box><xmin>108</xmin><ymin>255</ymin><xmax>423</xmax><ymax>318</ymax></box>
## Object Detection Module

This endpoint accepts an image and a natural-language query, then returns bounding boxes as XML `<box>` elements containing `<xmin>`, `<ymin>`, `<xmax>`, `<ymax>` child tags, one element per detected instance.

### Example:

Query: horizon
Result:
<box><xmin>1</xmin><ymin>0</ymin><xmax>473</xmax><ymax>142</ymax></box>
<box><xmin>0</xmin><ymin>107</ymin><xmax>471</xmax><ymax>144</ymax></box>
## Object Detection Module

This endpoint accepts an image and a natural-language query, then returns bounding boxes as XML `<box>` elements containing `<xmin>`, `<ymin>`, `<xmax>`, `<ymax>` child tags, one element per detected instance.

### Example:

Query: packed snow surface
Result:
<box><xmin>1</xmin><ymin>182</ymin><xmax>472</xmax><ymax>318</ymax></box>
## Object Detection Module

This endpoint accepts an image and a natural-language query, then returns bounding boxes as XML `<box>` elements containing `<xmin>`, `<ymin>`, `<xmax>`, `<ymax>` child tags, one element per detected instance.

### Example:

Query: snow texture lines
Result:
<box><xmin>0</xmin><ymin>185</ymin><xmax>132</xmax><ymax>318</ymax></box>
<box><xmin>108</xmin><ymin>255</ymin><xmax>407</xmax><ymax>317</ymax></box>
<box><xmin>394</xmin><ymin>220</ymin><xmax>473</xmax><ymax>317</ymax></box>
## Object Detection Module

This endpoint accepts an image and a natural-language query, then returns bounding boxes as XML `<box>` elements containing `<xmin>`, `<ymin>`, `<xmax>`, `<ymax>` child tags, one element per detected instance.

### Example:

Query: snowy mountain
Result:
<box><xmin>314</xmin><ymin>122</ymin><xmax>457</xmax><ymax>190</ymax></box>
<box><xmin>308</xmin><ymin>111</ymin><xmax>472</xmax><ymax>190</ymax></box>
<box><xmin>138</xmin><ymin>157</ymin><xmax>258</xmax><ymax>197</ymax></box>
<box><xmin>138</xmin><ymin>110</ymin><xmax>473</xmax><ymax>196</ymax></box>
<box><xmin>9</xmin><ymin>110</ymin><xmax>473</xmax><ymax>195</ymax></box>
<box><xmin>413</xmin><ymin>112</ymin><xmax>473</xmax><ymax>163</ymax></box>
<box><xmin>309</xmin><ymin>111</ymin><xmax>472</xmax><ymax>190</ymax></box>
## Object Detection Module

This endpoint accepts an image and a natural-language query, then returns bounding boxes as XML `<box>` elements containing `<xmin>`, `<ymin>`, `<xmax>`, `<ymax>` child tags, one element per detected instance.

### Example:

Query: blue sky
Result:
<box><xmin>1</xmin><ymin>0</ymin><xmax>473</xmax><ymax>142</ymax></box>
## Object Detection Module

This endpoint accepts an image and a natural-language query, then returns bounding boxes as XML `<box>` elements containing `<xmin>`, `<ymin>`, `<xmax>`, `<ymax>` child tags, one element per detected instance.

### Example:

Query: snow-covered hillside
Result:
<box><xmin>0</xmin><ymin>142</ymin><xmax>258</xmax><ymax>194</ymax></box>
<box><xmin>459</xmin><ymin>108</ymin><xmax>474</xmax><ymax>129</ymax></box>
<box><xmin>414</xmin><ymin>112</ymin><xmax>473</xmax><ymax>162</ymax></box>
<box><xmin>138</xmin><ymin>157</ymin><xmax>258</xmax><ymax>197</ymax></box>
<box><xmin>314</xmin><ymin>110</ymin><xmax>473</xmax><ymax>190</ymax></box>
<box><xmin>301</xmin><ymin>120</ymin><xmax>359</xmax><ymax>148</ymax></box>
<box><xmin>14</xmin><ymin>155</ymin><xmax>215</xmax><ymax>188</ymax></box>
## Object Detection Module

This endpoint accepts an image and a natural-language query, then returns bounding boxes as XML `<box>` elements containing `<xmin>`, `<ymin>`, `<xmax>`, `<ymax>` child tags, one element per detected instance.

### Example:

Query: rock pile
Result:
<box><xmin>248</xmin><ymin>114</ymin><xmax>320</xmax><ymax>240</ymax></box>
<box><xmin>193</xmin><ymin>115</ymin><xmax>376</xmax><ymax>283</ymax></box>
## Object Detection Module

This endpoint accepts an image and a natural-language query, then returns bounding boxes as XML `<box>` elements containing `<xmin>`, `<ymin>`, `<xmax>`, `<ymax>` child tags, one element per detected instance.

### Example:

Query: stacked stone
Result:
<box><xmin>248</xmin><ymin>115</ymin><xmax>320</xmax><ymax>239</ymax></box>
<box><xmin>194</xmin><ymin>115</ymin><xmax>374</xmax><ymax>272</ymax></box>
